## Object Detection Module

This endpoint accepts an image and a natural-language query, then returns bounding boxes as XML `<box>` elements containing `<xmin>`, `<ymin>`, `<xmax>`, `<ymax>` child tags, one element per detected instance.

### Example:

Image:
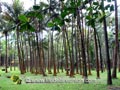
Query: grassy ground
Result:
<box><xmin>0</xmin><ymin>68</ymin><xmax>120</xmax><ymax>90</ymax></box>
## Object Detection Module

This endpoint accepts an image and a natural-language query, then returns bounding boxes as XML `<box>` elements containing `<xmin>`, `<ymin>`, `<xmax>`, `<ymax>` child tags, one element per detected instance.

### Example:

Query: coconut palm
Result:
<box><xmin>1</xmin><ymin>0</ymin><xmax>25</xmax><ymax>74</ymax></box>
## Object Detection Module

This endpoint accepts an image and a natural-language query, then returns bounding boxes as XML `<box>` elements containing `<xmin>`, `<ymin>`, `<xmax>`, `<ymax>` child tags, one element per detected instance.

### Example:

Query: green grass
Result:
<box><xmin>0</xmin><ymin>68</ymin><xmax>120</xmax><ymax>90</ymax></box>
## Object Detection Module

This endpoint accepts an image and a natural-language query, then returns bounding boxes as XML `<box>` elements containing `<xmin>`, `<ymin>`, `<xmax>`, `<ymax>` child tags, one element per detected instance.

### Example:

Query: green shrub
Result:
<box><xmin>11</xmin><ymin>75</ymin><xmax>22</xmax><ymax>84</ymax></box>
<box><xmin>11</xmin><ymin>75</ymin><xmax>19</xmax><ymax>82</ymax></box>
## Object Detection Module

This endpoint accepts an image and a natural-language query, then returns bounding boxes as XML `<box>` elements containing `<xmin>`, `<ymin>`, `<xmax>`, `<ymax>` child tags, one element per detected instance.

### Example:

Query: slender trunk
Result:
<box><xmin>65</xmin><ymin>29</ymin><xmax>73</xmax><ymax>77</ymax></box>
<box><xmin>20</xmin><ymin>36</ymin><xmax>26</xmax><ymax>73</ymax></box>
<box><xmin>112</xmin><ymin>0</ymin><xmax>119</xmax><ymax>79</ymax></box>
<box><xmin>62</xmin><ymin>27</ymin><xmax>69</xmax><ymax>76</ymax></box>
<box><xmin>78</xmin><ymin>10</ymin><xmax>88</xmax><ymax>83</ymax></box>
<box><xmin>70</xmin><ymin>17</ymin><xmax>75</xmax><ymax>76</ymax></box>
<box><xmin>77</xmin><ymin>27</ymin><xmax>82</xmax><ymax>75</ymax></box>
<box><xmin>36</xmin><ymin>32</ymin><xmax>46</xmax><ymax>76</ymax></box>
<box><xmin>16</xmin><ymin>26</ymin><xmax>24</xmax><ymax>74</ymax></box>
<box><xmin>57</xmin><ymin>39</ymin><xmax>60</xmax><ymax>73</ymax></box>
<box><xmin>102</xmin><ymin>0</ymin><xmax>112</xmax><ymax>85</ymax></box>
<box><xmin>51</xmin><ymin>31</ymin><xmax>57</xmax><ymax>76</ymax></box>
<box><xmin>14</xmin><ymin>41</ymin><xmax>16</xmax><ymax>71</ymax></box>
<box><xmin>35</xmin><ymin>49</ymin><xmax>38</xmax><ymax>74</ymax></box>
<box><xmin>96</xmin><ymin>32</ymin><xmax>104</xmax><ymax>73</ymax></box>
<box><xmin>25</xmin><ymin>41</ymin><xmax>29</xmax><ymax>72</ymax></box>
<box><xmin>10</xmin><ymin>42</ymin><xmax>12</xmax><ymax>71</ymax></box>
<box><xmin>80</xmin><ymin>24</ymin><xmax>88</xmax><ymax>83</ymax></box>
<box><xmin>5</xmin><ymin>32</ymin><xmax>8</xmax><ymax>73</ymax></box>
<box><xmin>75</xmin><ymin>26</ymin><xmax>79</xmax><ymax>74</ymax></box>
<box><xmin>48</xmin><ymin>30</ymin><xmax>52</xmax><ymax>74</ymax></box>
<box><xmin>118</xmin><ymin>43</ymin><xmax>120</xmax><ymax>72</ymax></box>
<box><xmin>93</xmin><ymin>27</ymin><xmax>100</xmax><ymax>79</ymax></box>
<box><xmin>61</xmin><ymin>41</ymin><xmax>64</xmax><ymax>73</ymax></box>
<box><xmin>87</xmin><ymin>28</ymin><xmax>92</xmax><ymax>75</ymax></box>
<box><xmin>28</xmin><ymin>34</ymin><xmax>33</xmax><ymax>73</ymax></box>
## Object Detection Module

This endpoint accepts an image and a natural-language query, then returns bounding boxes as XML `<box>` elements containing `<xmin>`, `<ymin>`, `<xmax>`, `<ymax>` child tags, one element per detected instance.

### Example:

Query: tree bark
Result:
<box><xmin>87</xmin><ymin>28</ymin><xmax>92</xmax><ymax>75</ymax></box>
<box><xmin>5</xmin><ymin>32</ymin><xmax>8</xmax><ymax>73</ymax></box>
<box><xmin>62</xmin><ymin>26</ymin><xmax>69</xmax><ymax>76</ymax></box>
<box><xmin>112</xmin><ymin>0</ymin><xmax>119</xmax><ymax>79</ymax></box>
<box><xmin>102</xmin><ymin>0</ymin><xmax>112</xmax><ymax>85</ymax></box>
<box><xmin>96</xmin><ymin>32</ymin><xmax>104</xmax><ymax>73</ymax></box>
<box><xmin>93</xmin><ymin>27</ymin><xmax>100</xmax><ymax>79</ymax></box>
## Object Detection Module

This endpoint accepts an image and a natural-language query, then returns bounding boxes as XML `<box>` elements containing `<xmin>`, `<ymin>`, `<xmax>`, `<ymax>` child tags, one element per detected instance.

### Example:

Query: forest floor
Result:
<box><xmin>0</xmin><ymin>67</ymin><xmax>120</xmax><ymax>90</ymax></box>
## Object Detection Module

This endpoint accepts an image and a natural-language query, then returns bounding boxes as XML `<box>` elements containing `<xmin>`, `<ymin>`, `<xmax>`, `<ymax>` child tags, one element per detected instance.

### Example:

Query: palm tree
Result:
<box><xmin>1</xmin><ymin>0</ymin><xmax>25</xmax><ymax>74</ymax></box>
<box><xmin>0</xmin><ymin>14</ymin><xmax>14</xmax><ymax>73</ymax></box>
<box><xmin>101</xmin><ymin>0</ymin><xmax>112</xmax><ymax>85</ymax></box>
<box><xmin>112</xmin><ymin>0</ymin><xmax>119</xmax><ymax>79</ymax></box>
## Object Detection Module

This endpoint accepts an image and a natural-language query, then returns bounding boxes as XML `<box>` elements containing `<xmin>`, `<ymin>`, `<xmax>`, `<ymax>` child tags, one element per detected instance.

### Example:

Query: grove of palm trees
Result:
<box><xmin>0</xmin><ymin>0</ymin><xmax>120</xmax><ymax>90</ymax></box>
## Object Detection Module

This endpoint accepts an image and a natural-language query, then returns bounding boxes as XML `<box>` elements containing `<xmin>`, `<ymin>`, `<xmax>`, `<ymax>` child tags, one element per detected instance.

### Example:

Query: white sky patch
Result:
<box><xmin>0</xmin><ymin>0</ymin><xmax>48</xmax><ymax>10</ymax></box>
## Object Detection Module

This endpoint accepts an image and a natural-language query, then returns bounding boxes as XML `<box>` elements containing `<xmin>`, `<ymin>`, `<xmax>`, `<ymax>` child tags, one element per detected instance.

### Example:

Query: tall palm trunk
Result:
<box><xmin>112</xmin><ymin>0</ymin><xmax>119</xmax><ymax>79</ymax></box>
<box><xmin>102</xmin><ymin>0</ymin><xmax>112</xmax><ymax>85</ymax></box>
<box><xmin>51</xmin><ymin>31</ymin><xmax>57</xmax><ymax>76</ymax></box>
<box><xmin>35</xmin><ymin>32</ymin><xmax>46</xmax><ymax>76</ymax></box>
<box><xmin>48</xmin><ymin>30</ymin><xmax>52</xmax><ymax>74</ymax></box>
<box><xmin>14</xmin><ymin>41</ymin><xmax>17</xmax><ymax>71</ymax></box>
<box><xmin>5</xmin><ymin>32</ymin><xmax>8</xmax><ymax>73</ymax></box>
<box><xmin>56</xmin><ymin>39</ymin><xmax>60</xmax><ymax>73</ymax></box>
<box><xmin>16</xmin><ymin>26</ymin><xmax>25</xmax><ymax>74</ymax></box>
<box><xmin>75</xmin><ymin>26</ymin><xmax>79</xmax><ymax>74</ymax></box>
<box><xmin>10</xmin><ymin>42</ymin><xmax>12</xmax><ymax>71</ymax></box>
<box><xmin>28</xmin><ymin>33</ymin><xmax>33</xmax><ymax>73</ymax></box>
<box><xmin>61</xmin><ymin>44</ymin><xmax>64</xmax><ymax>72</ymax></box>
<box><xmin>87</xmin><ymin>28</ymin><xmax>92</xmax><ymax>75</ymax></box>
<box><xmin>78</xmin><ymin>10</ymin><xmax>88</xmax><ymax>83</ymax></box>
<box><xmin>96</xmin><ymin>32</ymin><xmax>104</xmax><ymax>73</ymax></box>
<box><xmin>77</xmin><ymin>26</ymin><xmax>82</xmax><ymax>75</ymax></box>
<box><xmin>20</xmin><ymin>35</ymin><xmax>26</xmax><ymax>73</ymax></box>
<box><xmin>70</xmin><ymin>17</ymin><xmax>75</xmax><ymax>76</ymax></box>
<box><xmin>65</xmin><ymin>29</ymin><xmax>73</xmax><ymax>77</ymax></box>
<box><xmin>25</xmin><ymin>41</ymin><xmax>29</xmax><ymax>72</ymax></box>
<box><xmin>93</xmin><ymin>27</ymin><xmax>100</xmax><ymax>79</ymax></box>
<box><xmin>118</xmin><ymin>49</ymin><xmax>120</xmax><ymax>72</ymax></box>
<box><xmin>62</xmin><ymin>26</ymin><xmax>69</xmax><ymax>76</ymax></box>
